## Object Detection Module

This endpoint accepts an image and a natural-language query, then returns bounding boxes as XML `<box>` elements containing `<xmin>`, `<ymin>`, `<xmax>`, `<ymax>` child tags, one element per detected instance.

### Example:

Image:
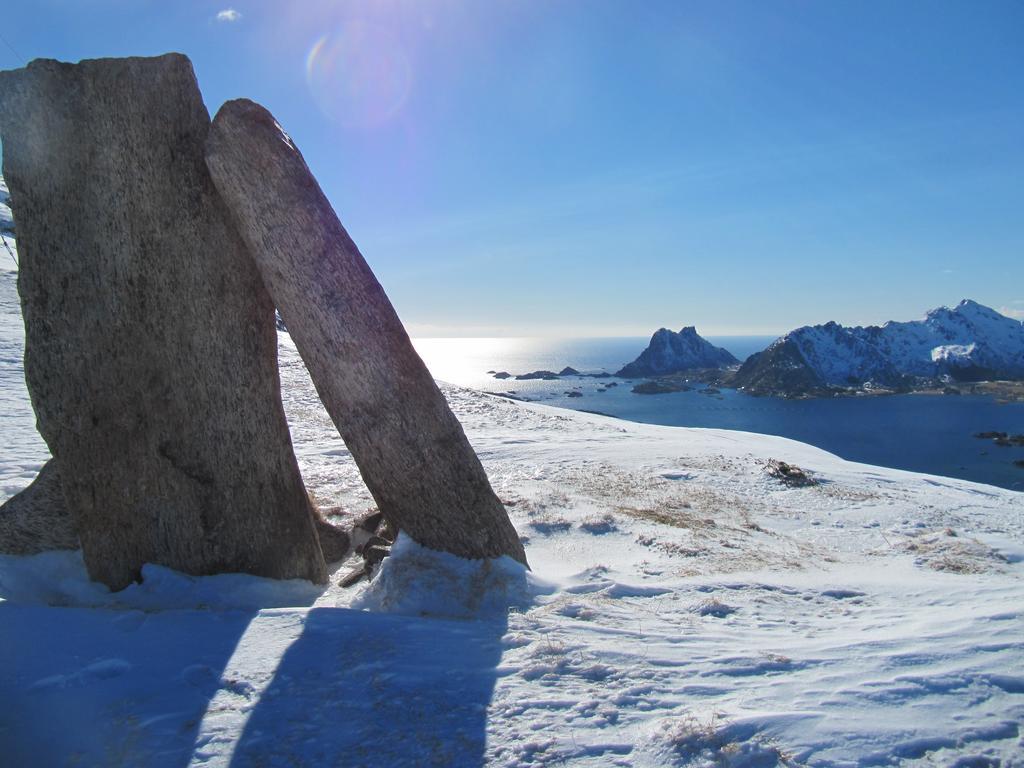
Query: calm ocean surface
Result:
<box><xmin>413</xmin><ymin>336</ymin><xmax>1024</xmax><ymax>492</ymax></box>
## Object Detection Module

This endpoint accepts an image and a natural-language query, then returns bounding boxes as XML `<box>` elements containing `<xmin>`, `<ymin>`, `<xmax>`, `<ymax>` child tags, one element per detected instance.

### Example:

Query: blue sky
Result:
<box><xmin>2</xmin><ymin>1</ymin><xmax>1022</xmax><ymax>336</ymax></box>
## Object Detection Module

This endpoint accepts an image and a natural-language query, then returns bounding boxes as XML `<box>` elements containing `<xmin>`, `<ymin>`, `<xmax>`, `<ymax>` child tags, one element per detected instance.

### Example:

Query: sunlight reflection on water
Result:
<box><xmin>411</xmin><ymin>336</ymin><xmax>772</xmax><ymax>390</ymax></box>
<box><xmin>410</xmin><ymin>336</ymin><xmax>1024</xmax><ymax>491</ymax></box>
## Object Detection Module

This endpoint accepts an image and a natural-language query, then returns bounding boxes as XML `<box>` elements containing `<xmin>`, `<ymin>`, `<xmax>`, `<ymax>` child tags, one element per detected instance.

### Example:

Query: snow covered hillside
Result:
<box><xmin>1</xmin><ymin>202</ymin><xmax>48</xmax><ymax>506</ymax></box>
<box><xmin>1</xmin><ymin>216</ymin><xmax>1023</xmax><ymax>765</ymax></box>
<box><xmin>734</xmin><ymin>300</ymin><xmax>1024</xmax><ymax>395</ymax></box>
<box><xmin>0</xmin><ymin>176</ymin><xmax>17</xmax><ymax>269</ymax></box>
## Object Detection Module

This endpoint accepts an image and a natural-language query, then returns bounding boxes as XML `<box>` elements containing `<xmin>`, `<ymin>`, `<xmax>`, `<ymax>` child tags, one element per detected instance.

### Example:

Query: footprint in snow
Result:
<box><xmin>564</xmin><ymin>580</ymin><xmax>669</xmax><ymax>598</ymax></box>
<box><xmin>821</xmin><ymin>588</ymin><xmax>866</xmax><ymax>600</ymax></box>
<box><xmin>660</xmin><ymin>472</ymin><xmax>692</xmax><ymax>481</ymax></box>
<box><xmin>601</xmin><ymin>582</ymin><xmax>672</xmax><ymax>599</ymax></box>
<box><xmin>555</xmin><ymin>602</ymin><xmax>599</xmax><ymax>620</ymax></box>
<box><xmin>713</xmin><ymin>653</ymin><xmax>798</xmax><ymax>677</ymax></box>
<box><xmin>29</xmin><ymin>658</ymin><xmax>132</xmax><ymax>690</ymax></box>
<box><xmin>111</xmin><ymin>610</ymin><xmax>146</xmax><ymax>633</ymax></box>
<box><xmin>181</xmin><ymin>664</ymin><xmax>219</xmax><ymax>691</ymax></box>
<box><xmin>83</xmin><ymin>659</ymin><xmax>133</xmax><ymax>679</ymax></box>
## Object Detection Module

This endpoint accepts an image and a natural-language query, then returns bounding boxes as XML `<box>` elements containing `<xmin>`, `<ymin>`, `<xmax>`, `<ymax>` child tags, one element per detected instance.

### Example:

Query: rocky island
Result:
<box><xmin>616</xmin><ymin>326</ymin><xmax>738</xmax><ymax>378</ymax></box>
<box><xmin>495</xmin><ymin>367</ymin><xmax>612</xmax><ymax>381</ymax></box>
<box><xmin>609</xmin><ymin>327</ymin><xmax>739</xmax><ymax>394</ymax></box>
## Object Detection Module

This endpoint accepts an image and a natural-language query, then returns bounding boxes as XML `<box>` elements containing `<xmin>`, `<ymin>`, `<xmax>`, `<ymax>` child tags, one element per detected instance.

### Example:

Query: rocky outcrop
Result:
<box><xmin>0</xmin><ymin>460</ymin><xmax>77</xmax><ymax>555</ymax></box>
<box><xmin>515</xmin><ymin>370</ymin><xmax>561</xmax><ymax>380</ymax></box>
<box><xmin>732</xmin><ymin>301</ymin><xmax>1024</xmax><ymax>397</ymax></box>
<box><xmin>338</xmin><ymin>511</ymin><xmax>396</xmax><ymax>587</ymax></box>
<box><xmin>0</xmin><ymin>56</ymin><xmax>327</xmax><ymax>589</ymax></box>
<box><xmin>762</xmin><ymin>459</ymin><xmax>818</xmax><ymax>487</ymax></box>
<box><xmin>631</xmin><ymin>380</ymin><xmax>692</xmax><ymax>395</ymax></box>
<box><xmin>205</xmin><ymin>99</ymin><xmax>527</xmax><ymax>567</ymax></box>
<box><xmin>616</xmin><ymin>327</ymin><xmax>738</xmax><ymax>378</ymax></box>
<box><xmin>311</xmin><ymin>509</ymin><xmax>352</xmax><ymax>565</ymax></box>
<box><xmin>731</xmin><ymin>339</ymin><xmax>832</xmax><ymax>397</ymax></box>
<box><xmin>499</xmin><ymin>367</ymin><xmax>608</xmax><ymax>381</ymax></box>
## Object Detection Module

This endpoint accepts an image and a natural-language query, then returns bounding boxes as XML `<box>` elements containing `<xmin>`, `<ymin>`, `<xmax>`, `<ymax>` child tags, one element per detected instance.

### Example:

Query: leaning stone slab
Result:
<box><xmin>0</xmin><ymin>56</ymin><xmax>327</xmax><ymax>589</ymax></box>
<box><xmin>206</xmin><ymin>99</ymin><xmax>527</xmax><ymax>566</ymax></box>
<box><xmin>0</xmin><ymin>460</ymin><xmax>77</xmax><ymax>555</ymax></box>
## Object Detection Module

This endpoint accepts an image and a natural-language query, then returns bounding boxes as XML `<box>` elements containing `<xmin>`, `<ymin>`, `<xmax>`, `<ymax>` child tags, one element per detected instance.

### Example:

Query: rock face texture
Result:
<box><xmin>733</xmin><ymin>300</ymin><xmax>1024</xmax><ymax>397</ymax></box>
<box><xmin>2</xmin><ymin>459</ymin><xmax>354</xmax><ymax>566</ymax></box>
<box><xmin>205</xmin><ymin>99</ymin><xmax>527</xmax><ymax>567</ymax></box>
<box><xmin>616</xmin><ymin>327</ymin><xmax>738</xmax><ymax>378</ymax></box>
<box><xmin>0</xmin><ymin>460</ymin><xmax>77</xmax><ymax>555</ymax></box>
<box><xmin>730</xmin><ymin>339</ymin><xmax>828</xmax><ymax>397</ymax></box>
<box><xmin>0</xmin><ymin>56</ymin><xmax>327</xmax><ymax>589</ymax></box>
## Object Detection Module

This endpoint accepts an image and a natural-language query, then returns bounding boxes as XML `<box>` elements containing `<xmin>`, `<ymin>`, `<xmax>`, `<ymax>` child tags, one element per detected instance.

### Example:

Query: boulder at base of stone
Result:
<box><xmin>205</xmin><ymin>99</ymin><xmax>527</xmax><ymax>567</ymax></box>
<box><xmin>0</xmin><ymin>55</ymin><xmax>326</xmax><ymax>589</ymax></box>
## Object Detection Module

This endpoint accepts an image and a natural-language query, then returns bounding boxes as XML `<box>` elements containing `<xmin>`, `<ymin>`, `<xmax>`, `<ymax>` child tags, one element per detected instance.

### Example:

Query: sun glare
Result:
<box><xmin>305</xmin><ymin>21</ymin><xmax>413</xmax><ymax>129</ymax></box>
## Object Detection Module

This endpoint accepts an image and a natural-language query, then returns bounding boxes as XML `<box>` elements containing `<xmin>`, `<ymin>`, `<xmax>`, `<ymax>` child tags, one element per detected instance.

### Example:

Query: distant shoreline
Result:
<box><xmin>486</xmin><ymin>365</ymin><xmax>1024</xmax><ymax>405</ymax></box>
<box><xmin>727</xmin><ymin>379</ymin><xmax>1024</xmax><ymax>403</ymax></box>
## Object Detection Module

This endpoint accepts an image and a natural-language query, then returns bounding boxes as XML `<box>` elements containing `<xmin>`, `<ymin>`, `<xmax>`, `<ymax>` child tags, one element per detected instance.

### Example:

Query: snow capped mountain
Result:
<box><xmin>733</xmin><ymin>300</ymin><xmax>1024</xmax><ymax>395</ymax></box>
<box><xmin>616</xmin><ymin>326</ymin><xmax>738</xmax><ymax>378</ymax></box>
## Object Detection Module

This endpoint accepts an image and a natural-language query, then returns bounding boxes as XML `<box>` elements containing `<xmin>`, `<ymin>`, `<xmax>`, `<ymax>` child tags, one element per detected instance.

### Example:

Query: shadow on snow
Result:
<box><xmin>0</xmin><ymin>602</ymin><xmax>257</xmax><ymax>767</ymax></box>
<box><xmin>229</xmin><ymin>607</ymin><xmax>508</xmax><ymax>768</ymax></box>
<box><xmin>0</xmin><ymin>602</ymin><xmax>508</xmax><ymax>767</ymax></box>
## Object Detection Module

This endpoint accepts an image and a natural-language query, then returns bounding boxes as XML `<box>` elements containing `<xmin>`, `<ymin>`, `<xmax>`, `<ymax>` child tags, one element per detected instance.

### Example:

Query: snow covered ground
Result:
<box><xmin>1</xmin><ymin>245</ymin><xmax>1023</xmax><ymax>765</ymax></box>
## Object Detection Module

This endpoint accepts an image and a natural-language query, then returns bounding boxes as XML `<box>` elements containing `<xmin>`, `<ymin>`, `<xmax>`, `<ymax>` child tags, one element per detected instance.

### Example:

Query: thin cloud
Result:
<box><xmin>216</xmin><ymin>9</ymin><xmax>242</xmax><ymax>23</ymax></box>
<box><xmin>998</xmin><ymin>306</ymin><xmax>1024</xmax><ymax>320</ymax></box>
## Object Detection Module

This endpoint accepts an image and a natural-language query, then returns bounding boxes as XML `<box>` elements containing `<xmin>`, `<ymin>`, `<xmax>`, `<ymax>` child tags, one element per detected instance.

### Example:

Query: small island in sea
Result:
<box><xmin>614</xmin><ymin>326</ymin><xmax>738</xmax><ymax>378</ymax></box>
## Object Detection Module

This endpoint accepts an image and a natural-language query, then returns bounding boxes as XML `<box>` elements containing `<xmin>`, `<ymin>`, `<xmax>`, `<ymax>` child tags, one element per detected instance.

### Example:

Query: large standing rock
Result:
<box><xmin>0</xmin><ymin>460</ymin><xmax>77</xmax><ymax>555</ymax></box>
<box><xmin>0</xmin><ymin>56</ymin><xmax>327</xmax><ymax>589</ymax></box>
<box><xmin>0</xmin><ymin>459</ymin><xmax>354</xmax><ymax>566</ymax></box>
<box><xmin>205</xmin><ymin>99</ymin><xmax>527</xmax><ymax>566</ymax></box>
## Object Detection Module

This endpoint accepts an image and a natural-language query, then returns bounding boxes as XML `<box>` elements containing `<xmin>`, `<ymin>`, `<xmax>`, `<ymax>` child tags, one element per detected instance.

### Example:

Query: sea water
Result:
<box><xmin>413</xmin><ymin>336</ymin><xmax>1024</xmax><ymax>491</ymax></box>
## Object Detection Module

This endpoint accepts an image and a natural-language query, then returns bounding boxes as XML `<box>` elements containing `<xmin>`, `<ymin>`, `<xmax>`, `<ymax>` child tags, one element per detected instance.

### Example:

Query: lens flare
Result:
<box><xmin>305</xmin><ymin>22</ymin><xmax>413</xmax><ymax>129</ymax></box>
